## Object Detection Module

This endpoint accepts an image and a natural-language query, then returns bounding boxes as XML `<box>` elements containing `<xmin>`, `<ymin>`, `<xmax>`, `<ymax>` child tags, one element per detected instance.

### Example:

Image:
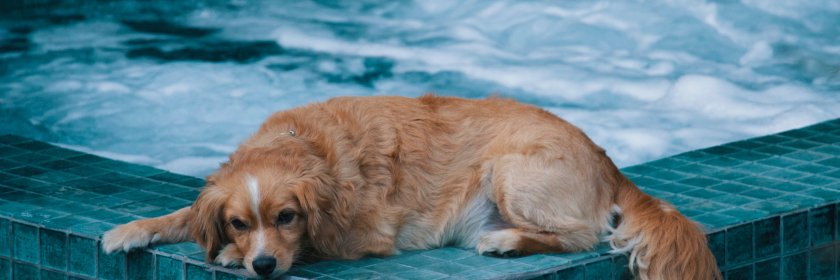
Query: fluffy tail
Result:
<box><xmin>607</xmin><ymin>177</ymin><xmax>721</xmax><ymax>280</ymax></box>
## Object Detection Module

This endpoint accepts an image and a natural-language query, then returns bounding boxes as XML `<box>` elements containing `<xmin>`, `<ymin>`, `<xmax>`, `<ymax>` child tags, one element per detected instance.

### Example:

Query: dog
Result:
<box><xmin>103</xmin><ymin>95</ymin><xmax>720</xmax><ymax>279</ymax></box>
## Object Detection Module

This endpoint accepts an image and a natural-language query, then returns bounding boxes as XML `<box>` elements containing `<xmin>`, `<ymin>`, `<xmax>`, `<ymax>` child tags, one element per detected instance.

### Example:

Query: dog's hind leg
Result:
<box><xmin>477</xmin><ymin>153</ymin><xmax>611</xmax><ymax>256</ymax></box>
<box><xmin>102</xmin><ymin>207</ymin><xmax>192</xmax><ymax>253</ymax></box>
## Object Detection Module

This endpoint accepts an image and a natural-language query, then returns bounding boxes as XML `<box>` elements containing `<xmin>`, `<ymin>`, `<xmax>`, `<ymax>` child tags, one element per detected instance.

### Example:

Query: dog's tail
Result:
<box><xmin>607</xmin><ymin>177</ymin><xmax>721</xmax><ymax>280</ymax></box>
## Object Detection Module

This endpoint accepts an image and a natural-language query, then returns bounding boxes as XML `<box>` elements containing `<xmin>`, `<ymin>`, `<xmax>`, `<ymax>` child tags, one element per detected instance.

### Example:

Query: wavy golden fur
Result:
<box><xmin>103</xmin><ymin>95</ymin><xmax>720</xmax><ymax>279</ymax></box>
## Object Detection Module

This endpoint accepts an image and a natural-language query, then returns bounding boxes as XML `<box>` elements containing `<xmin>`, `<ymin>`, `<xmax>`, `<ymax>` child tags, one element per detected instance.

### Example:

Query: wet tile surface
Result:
<box><xmin>0</xmin><ymin>118</ymin><xmax>839</xmax><ymax>279</ymax></box>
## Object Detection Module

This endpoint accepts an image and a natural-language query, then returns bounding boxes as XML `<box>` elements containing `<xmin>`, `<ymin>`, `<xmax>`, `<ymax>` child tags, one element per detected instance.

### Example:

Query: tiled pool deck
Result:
<box><xmin>1</xmin><ymin>118</ymin><xmax>839</xmax><ymax>279</ymax></box>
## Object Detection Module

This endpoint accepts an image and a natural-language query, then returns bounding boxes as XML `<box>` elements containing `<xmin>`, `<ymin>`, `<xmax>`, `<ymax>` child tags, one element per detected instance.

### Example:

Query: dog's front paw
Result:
<box><xmin>101</xmin><ymin>222</ymin><xmax>160</xmax><ymax>253</ymax></box>
<box><xmin>477</xmin><ymin>229</ymin><xmax>521</xmax><ymax>257</ymax></box>
<box><xmin>215</xmin><ymin>244</ymin><xmax>244</xmax><ymax>267</ymax></box>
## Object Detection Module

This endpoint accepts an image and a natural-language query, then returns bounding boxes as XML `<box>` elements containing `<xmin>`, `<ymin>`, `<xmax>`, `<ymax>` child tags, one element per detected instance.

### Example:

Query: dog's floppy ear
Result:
<box><xmin>293</xmin><ymin>176</ymin><xmax>354</xmax><ymax>253</ymax></box>
<box><xmin>189</xmin><ymin>186</ymin><xmax>229</xmax><ymax>262</ymax></box>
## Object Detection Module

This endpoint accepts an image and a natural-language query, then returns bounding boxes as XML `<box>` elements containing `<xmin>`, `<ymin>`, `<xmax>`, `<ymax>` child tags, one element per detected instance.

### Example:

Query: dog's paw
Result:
<box><xmin>476</xmin><ymin>229</ymin><xmax>521</xmax><ymax>257</ymax></box>
<box><xmin>101</xmin><ymin>222</ymin><xmax>160</xmax><ymax>254</ymax></box>
<box><xmin>215</xmin><ymin>244</ymin><xmax>244</xmax><ymax>267</ymax></box>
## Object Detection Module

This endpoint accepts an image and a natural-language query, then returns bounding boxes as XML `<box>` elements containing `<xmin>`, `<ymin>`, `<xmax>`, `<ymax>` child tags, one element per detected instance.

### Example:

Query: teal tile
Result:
<box><xmin>782</xmin><ymin>212</ymin><xmax>809</xmax><ymax>254</ymax></box>
<box><xmin>186</xmin><ymin>263</ymin><xmax>213</xmax><ymax>280</ymax></box>
<box><xmin>817</xmin><ymin>158</ymin><xmax>840</xmax><ymax>168</ymax></box>
<box><xmin>13</xmin><ymin>261</ymin><xmax>39</xmax><ymax>280</ymax></box>
<box><xmin>682</xmin><ymin>188</ymin><xmax>727</xmax><ymax>199</ymax></box>
<box><xmin>0</xmin><ymin>134</ymin><xmax>31</xmax><ymax>145</ymax></box>
<box><xmin>779</xmin><ymin>139</ymin><xmax>821</xmax><ymax>150</ymax></box>
<box><xmin>784</xmin><ymin>150</ymin><xmax>831</xmax><ymax>162</ymax></box>
<box><xmin>155</xmin><ymin>243</ymin><xmax>203</xmax><ymax>255</ymax></box>
<box><xmin>703</xmin><ymin>157</ymin><xmax>745</xmax><ymax>168</ymax></box>
<box><xmin>62</xmin><ymin>165</ymin><xmax>110</xmax><ymax>177</ymax></box>
<box><xmin>612</xmin><ymin>255</ymin><xmax>632</xmax><ymax>280</ymax></box>
<box><xmin>693</xmin><ymin>213</ymin><xmax>738</xmax><ymax>229</ymax></box>
<box><xmin>393</xmin><ymin>268</ymin><xmax>447</xmax><ymax>280</ymax></box>
<box><xmin>332</xmin><ymin>267</ymin><xmax>379</xmax><ymax>279</ymax></box>
<box><xmin>512</xmin><ymin>254</ymin><xmax>569</xmax><ymax>269</ymax></box>
<box><xmin>67</xmin><ymin>154</ymin><xmax>109</xmax><ymax>164</ymax></box>
<box><xmin>38</xmin><ymin>147</ymin><xmax>85</xmax><ymax>158</ymax></box>
<box><xmin>755</xmin><ymin>145</ymin><xmax>796</xmax><ymax>156</ymax></box>
<box><xmin>36</xmin><ymin>159</ymin><xmax>81</xmax><ymax>171</ymax></box>
<box><xmin>753</xmin><ymin>258</ymin><xmax>780</xmax><ymax>280</ymax></box>
<box><xmin>0</xmin><ymin>146</ymin><xmax>28</xmax><ymax>157</ymax></box>
<box><xmin>707</xmin><ymin>231</ymin><xmax>726</xmax><ymax>268</ymax></box>
<box><xmin>14</xmin><ymin>141</ymin><xmax>56</xmax><ymax>151</ymax></box>
<box><xmin>0</xmin><ymin>219</ymin><xmax>8</xmax><ymax>257</ymax></box>
<box><xmin>421</xmin><ymin>247</ymin><xmax>474</xmax><ymax>261</ymax></box>
<box><xmin>485</xmin><ymin>261</ymin><xmax>536</xmax><ymax>274</ymax></box>
<box><xmin>40</xmin><ymin>269</ymin><xmax>67</xmax><ymax>280</ymax></box>
<box><xmin>456</xmin><ymin>255</ymin><xmax>510</xmax><ymax>268</ymax></box>
<box><xmin>9</xmin><ymin>152</ymin><xmax>55</xmax><ymax>164</ymax></box>
<box><xmin>98</xmin><ymin>248</ymin><xmax>126</xmax><ymax>280</ymax></box>
<box><xmin>719</xmin><ymin>208</ymin><xmax>767</xmax><ymax>223</ymax></box>
<box><xmin>704</xmin><ymin>145</ymin><xmax>741</xmax><ymax>156</ymax></box>
<box><xmin>13</xmin><ymin>222</ymin><xmax>39</xmax><ymax>264</ymax></box>
<box><xmin>40</xmin><ymin>229</ymin><xmax>67</xmax><ymax>270</ymax></box>
<box><xmin>782</xmin><ymin>252</ymin><xmax>807</xmax><ymax>280</ymax></box>
<box><xmin>69</xmin><ymin>221</ymin><xmax>115</xmax><ymax>238</ymax></box>
<box><xmin>762</xmin><ymin>168</ymin><xmax>809</xmax><ymax>181</ymax></box>
<box><xmin>714</xmin><ymin>194</ymin><xmax>758</xmax><ymax>206</ymax></box>
<box><xmin>42</xmin><ymin>215</ymin><xmax>98</xmax><ymax>231</ymax></box>
<box><xmin>584</xmin><ymin>258</ymin><xmax>612</xmax><ymax>280</ymax></box>
<box><xmin>810</xmin><ymin>205</ymin><xmax>836</xmax><ymax>246</ymax></box>
<box><xmin>0</xmin><ymin>258</ymin><xmax>9</xmax><ymax>280</ymax></box>
<box><xmin>555</xmin><ymin>266</ymin><xmax>584</xmax><ymax>280</ymax></box>
<box><xmin>744</xmin><ymin>201</ymin><xmax>797</xmax><ymax>214</ymax></box>
<box><xmin>645</xmin><ymin>157</ymin><xmax>691</xmax><ymax>169</ymax></box>
<box><xmin>127</xmin><ymin>250</ymin><xmax>154</xmax><ymax>280</ymax></box>
<box><xmin>790</xmin><ymin>163</ymin><xmax>833</xmax><ymax>174</ymax></box>
<box><xmin>772</xmin><ymin>194</ymin><xmax>823</xmax><ymax>208</ymax></box>
<box><xmin>214</xmin><ymin>271</ymin><xmax>247</xmax><ymax>280</ymax></box>
<box><xmin>725</xmin><ymin>265</ymin><xmax>751</xmax><ymax>280</ymax></box>
<box><xmin>449</xmin><ymin>269</ymin><xmax>503</xmax><ymax>279</ymax></box>
<box><xmin>68</xmin><ymin>235</ymin><xmax>97</xmax><ymax>277</ymax></box>
<box><xmin>390</xmin><ymin>254</ymin><xmax>441</xmax><ymax>268</ymax></box>
<box><xmin>140</xmin><ymin>196</ymin><xmax>192</xmax><ymax>209</ymax></box>
<box><xmin>302</xmin><ymin>261</ymin><xmax>353</xmax><ymax>274</ymax></box>
<box><xmin>730</xmin><ymin>163</ymin><xmax>776</xmax><ymax>174</ymax></box>
<box><xmin>755</xmin><ymin>217</ymin><xmax>781</xmax><ymax>258</ymax></box>
<box><xmin>753</xmin><ymin>135</ymin><xmax>793</xmax><ymax>145</ymax></box>
<box><xmin>646</xmin><ymin>169</ymin><xmax>693</xmax><ymax>181</ymax></box>
<box><xmin>810</xmin><ymin>245</ymin><xmax>835</xmax><ymax>280</ymax></box>
<box><xmin>157</xmin><ymin>255</ymin><xmax>184</xmax><ymax>280</ymax></box>
<box><xmin>109</xmin><ymin>202</ymin><xmax>164</xmax><ymax>217</ymax></box>
<box><xmin>798</xmin><ymin>175</ymin><xmax>835</xmax><ymax>187</ymax></box>
<box><xmin>726</xmin><ymin>223</ymin><xmax>753</xmax><ymax>266</ymax></box>
<box><xmin>365</xmin><ymin>262</ymin><xmax>412</xmax><ymax>274</ymax></box>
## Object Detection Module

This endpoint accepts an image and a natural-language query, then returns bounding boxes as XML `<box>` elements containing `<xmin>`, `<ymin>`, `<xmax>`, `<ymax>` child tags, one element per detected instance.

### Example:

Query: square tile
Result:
<box><xmin>555</xmin><ymin>266</ymin><xmax>584</xmax><ymax>280</ymax></box>
<box><xmin>186</xmin><ymin>263</ymin><xmax>213</xmax><ymax>280</ymax></box>
<box><xmin>98</xmin><ymin>247</ymin><xmax>126</xmax><ymax>280</ymax></box>
<box><xmin>157</xmin><ymin>255</ymin><xmax>184</xmax><ymax>280</ymax></box>
<box><xmin>753</xmin><ymin>258</ymin><xmax>780</xmax><ymax>280</ymax></box>
<box><xmin>782</xmin><ymin>252</ymin><xmax>807</xmax><ymax>280</ymax></box>
<box><xmin>40</xmin><ymin>229</ymin><xmax>67</xmax><ymax>270</ymax></box>
<box><xmin>40</xmin><ymin>269</ymin><xmax>67</xmax><ymax>280</ymax></box>
<box><xmin>810</xmin><ymin>204</ymin><xmax>836</xmax><ymax>246</ymax></box>
<box><xmin>0</xmin><ymin>219</ymin><xmax>8</xmax><ymax>257</ymax></box>
<box><xmin>13</xmin><ymin>261</ymin><xmax>39</xmax><ymax>280</ymax></box>
<box><xmin>782</xmin><ymin>212</ymin><xmax>809</xmax><ymax>254</ymax></box>
<box><xmin>0</xmin><ymin>259</ymin><xmax>9</xmax><ymax>280</ymax></box>
<box><xmin>725</xmin><ymin>264</ymin><xmax>752</xmax><ymax>280</ymax></box>
<box><xmin>13</xmin><ymin>222</ymin><xmax>39</xmax><ymax>264</ymax></box>
<box><xmin>68</xmin><ymin>235</ymin><xmax>97</xmax><ymax>277</ymax></box>
<box><xmin>754</xmin><ymin>217</ymin><xmax>781</xmax><ymax>258</ymax></box>
<box><xmin>810</xmin><ymin>245</ymin><xmax>835</xmax><ymax>280</ymax></box>
<box><xmin>726</xmin><ymin>223</ymin><xmax>753</xmax><ymax>266</ymax></box>
<box><xmin>584</xmin><ymin>258</ymin><xmax>612</xmax><ymax>280</ymax></box>
<box><xmin>707</xmin><ymin>231</ymin><xmax>726</xmax><ymax>268</ymax></box>
<box><xmin>127</xmin><ymin>250</ymin><xmax>154</xmax><ymax>280</ymax></box>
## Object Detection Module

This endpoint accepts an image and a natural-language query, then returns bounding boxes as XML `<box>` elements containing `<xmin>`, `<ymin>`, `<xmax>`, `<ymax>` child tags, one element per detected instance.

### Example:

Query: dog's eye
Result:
<box><xmin>277</xmin><ymin>211</ymin><xmax>295</xmax><ymax>225</ymax></box>
<box><xmin>230</xmin><ymin>219</ymin><xmax>248</xmax><ymax>230</ymax></box>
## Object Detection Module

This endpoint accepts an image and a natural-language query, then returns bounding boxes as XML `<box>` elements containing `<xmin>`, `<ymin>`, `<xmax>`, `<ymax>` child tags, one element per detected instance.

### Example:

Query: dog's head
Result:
<box><xmin>189</xmin><ymin>137</ymin><xmax>349</xmax><ymax>278</ymax></box>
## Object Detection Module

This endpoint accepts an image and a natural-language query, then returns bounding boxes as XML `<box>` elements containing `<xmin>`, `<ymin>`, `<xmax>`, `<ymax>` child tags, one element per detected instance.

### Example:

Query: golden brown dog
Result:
<box><xmin>103</xmin><ymin>95</ymin><xmax>720</xmax><ymax>279</ymax></box>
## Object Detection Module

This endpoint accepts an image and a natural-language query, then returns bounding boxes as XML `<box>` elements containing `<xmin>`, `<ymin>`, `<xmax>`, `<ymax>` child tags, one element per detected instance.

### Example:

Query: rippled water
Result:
<box><xmin>1</xmin><ymin>0</ymin><xmax>838</xmax><ymax>176</ymax></box>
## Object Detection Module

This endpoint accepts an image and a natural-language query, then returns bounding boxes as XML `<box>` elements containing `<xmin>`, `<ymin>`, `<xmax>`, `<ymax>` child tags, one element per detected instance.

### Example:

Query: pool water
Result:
<box><xmin>1</xmin><ymin>0</ymin><xmax>838</xmax><ymax>177</ymax></box>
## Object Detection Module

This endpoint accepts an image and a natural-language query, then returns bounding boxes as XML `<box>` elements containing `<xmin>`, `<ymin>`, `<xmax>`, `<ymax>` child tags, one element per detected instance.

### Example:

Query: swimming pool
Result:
<box><xmin>1</xmin><ymin>0</ymin><xmax>838</xmax><ymax>177</ymax></box>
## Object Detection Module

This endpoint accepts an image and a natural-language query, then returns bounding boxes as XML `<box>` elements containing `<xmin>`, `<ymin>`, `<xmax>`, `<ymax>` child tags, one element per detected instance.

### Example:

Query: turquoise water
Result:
<box><xmin>1</xmin><ymin>0</ymin><xmax>838</xmax><ymax>176</ymax></box>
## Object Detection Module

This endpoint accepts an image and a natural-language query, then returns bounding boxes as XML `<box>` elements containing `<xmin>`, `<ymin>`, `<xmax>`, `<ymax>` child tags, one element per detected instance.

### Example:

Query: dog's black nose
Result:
<box><xmin>252</xmin><ymin>256</ymin><xmax>276</xmax><ymax>276</ymax></box>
